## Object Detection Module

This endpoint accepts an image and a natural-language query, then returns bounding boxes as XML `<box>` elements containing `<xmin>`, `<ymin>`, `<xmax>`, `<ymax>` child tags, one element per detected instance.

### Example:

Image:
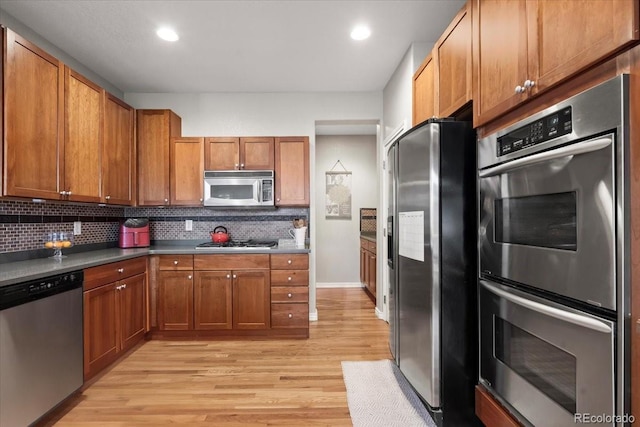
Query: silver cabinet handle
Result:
<box><xmin>288</xmin><ymin>313</ymin><xmax>293</xmax><ymax>319</ymax></box>
<box><xmin>287</xmin><ymin>293</ymin><xmax>292</xmax><ymax>298</ymax></box>
<box><xmin>240</xmin><ymin>163</ymin><xmax>245</xmax><ymax>169</ymax></box>
<box><xmin>276</xmin><ymin>198</ymin><xmax>280</xmax><ymax>202</ymax></box>
<box><xmin>105</xmin><ymin>195</ymin><xmax>111</xmax><ymax>200</ymax></box>
<box><xmin>174</xmin><ymin>260</ymin><xmax>179</xmax><ymax>265</ymax></box>
<box><xmin>481</xmin><ymin>280</ymin><xmax>612</xmax><ymax>333</ymax></box>
<box><xmin>59</xmin><ymin>191</ymin><xmax>66</xmax><ymax>196</ymax></box>
<box><xmin>479</xmin><ymin>135</ymin><xmax>613</xmax><ymax>177</ymax></box>
<box><xmin>523</xmin><ymin>79</ymin><xmax>535</xmax><ymax>89</ymax></box>
<box><xmin>199</xmin><ymin>198</ymin><xmax>203</xmax><ymax>202</ymax></box>
<box><xmin>288</xmin><ymin>276</ymin><xmax>292</xmax><ymax>281</ymax></box>
<box><xmin>122</xmin><ymin>283</ymin><xmax>127</xmax><ymax>289</ymax></box>
<box><xmin>514</xmin><ymin>85</ymin><xmax>525</xmax><ymax>94</ymax></box>
<box><xmin>67</xmin><ymin>191</ymin><xmax>72</xmax><ymax>196</ymax></box>
<box><xmin>188</xmin><ymin>275</ymin><xmax>192</xmax><ymax>280</ymax></box>
<box><xmin>233</xmin><ymin>274</ymin><xmax>237</xmax><ymax>279</ymax></box>
<box><xmin>227</xmin><ymin>274</ymin><xmax>231</xmax><ymax>279</ymax></box>
<box><xmin>164</xmin><ymin>198</ymin><xmax>169</xmax><ymax>203</ymax></box>
<box><xmin>235</xmin><ymin>163</ymin><xmax>239</xmax><ymax>169</ymax></box>
<box><xmin>118</xmin><ymin>268</ymin><xmax>124</xmax><ymax>273</ymax></box>
<box><xmin>287</xmin><ymin>259</ymin><xmax>292</xmax><ymax>264</ymax></box>
<box><xmin>116</xmin><ymin>285</ymin><xmax>121</xmax><ymax>290</ymax></box>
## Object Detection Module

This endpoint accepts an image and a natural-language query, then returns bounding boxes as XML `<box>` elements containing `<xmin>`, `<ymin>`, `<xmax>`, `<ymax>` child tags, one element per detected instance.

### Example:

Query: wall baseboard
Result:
<box><xmin>375</xmin><ymin>307</ymin><xmax>386</xmax><ymax>321</ymax></box>
<box><xmin>316</xmin><ymin>282</ymin><xmax>363</xmax><ymax>288</ymax></box>
<box><xmin>309</xmin><ymin>309</ymin><xmax>318</xmax><ymax>322</ymax></box>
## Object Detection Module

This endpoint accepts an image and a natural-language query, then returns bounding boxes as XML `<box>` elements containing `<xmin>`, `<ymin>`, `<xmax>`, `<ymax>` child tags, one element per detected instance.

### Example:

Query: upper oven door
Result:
<box><xmin>479</xmin><ymin>134</ymin><xmax>615</xmax><ymax>310</ymax></box>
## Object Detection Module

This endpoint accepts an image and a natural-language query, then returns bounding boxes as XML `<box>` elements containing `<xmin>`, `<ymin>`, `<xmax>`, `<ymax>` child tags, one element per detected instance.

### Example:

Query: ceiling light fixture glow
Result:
<box><xmin>157</xmin><ymin>27</ymin><xmax>179</xmax><ymax>42</ymax></box>
<box><xmin>350</xmin><ymin>25</ymin><xmax>371</xmax><ymax>41</ymax></box>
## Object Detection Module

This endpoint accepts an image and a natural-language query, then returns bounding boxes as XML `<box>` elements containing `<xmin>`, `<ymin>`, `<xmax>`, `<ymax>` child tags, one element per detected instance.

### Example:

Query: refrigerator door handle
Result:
<box><xmin>387</xmin><ymin>215</ymin><xmax>394</xmax><ymax>268</ymax></box>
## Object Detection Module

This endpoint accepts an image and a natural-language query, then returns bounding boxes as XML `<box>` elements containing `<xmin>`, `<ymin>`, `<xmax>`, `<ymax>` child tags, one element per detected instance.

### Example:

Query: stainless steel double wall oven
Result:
<box><xmin>478</xmin><ymin>75</ymin><xmax>632</xmax><ymax>426</ymax></box>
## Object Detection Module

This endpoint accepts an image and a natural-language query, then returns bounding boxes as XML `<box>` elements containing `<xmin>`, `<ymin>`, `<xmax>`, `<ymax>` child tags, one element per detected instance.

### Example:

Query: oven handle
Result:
<box><xmin>481</xmin><ymin>280</ymin><xmax>612</xmax><ymax>333</ymax></box>
<box><xmin>478</xmin><ymin>135</ymin><xmax>613</xmax><ymax>178</ymax></box>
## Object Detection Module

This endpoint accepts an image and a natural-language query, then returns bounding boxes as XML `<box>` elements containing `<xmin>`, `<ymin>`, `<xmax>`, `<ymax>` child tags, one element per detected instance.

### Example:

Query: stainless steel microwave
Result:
<box><xmin>203</xmin><ymin>170</ymin><xmax>274</xmax><ymax>207</ymax></box>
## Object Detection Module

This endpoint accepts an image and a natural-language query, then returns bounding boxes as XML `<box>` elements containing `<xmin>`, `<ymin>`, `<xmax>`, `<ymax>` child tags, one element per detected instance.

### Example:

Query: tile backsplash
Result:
<box><xmin>0</xmin><ymin>199</ymin><xmax>309</xmax><ymax>258</ymax></box>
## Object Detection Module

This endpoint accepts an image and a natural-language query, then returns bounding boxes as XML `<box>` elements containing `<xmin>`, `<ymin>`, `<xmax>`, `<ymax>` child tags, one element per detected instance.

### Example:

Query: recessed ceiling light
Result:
<box><xmin>350</xmin><ymin>25</ymin><xmax>371</xmax><ymax>41</ymax></box>
<box><xmin>157</xmin><ymin>27</ymin><xmax>179</xmax><ymax>42</ymax></box>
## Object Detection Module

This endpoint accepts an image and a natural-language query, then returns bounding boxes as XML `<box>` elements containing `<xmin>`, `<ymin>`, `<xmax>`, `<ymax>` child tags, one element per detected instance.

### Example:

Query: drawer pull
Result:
<box><xmin>287</xmin><ymin>293</ymin><xmax>293</xmax><ymax>298</ymax></box>
<box><xmin>233</xmin><ymin>274</ymin><xmax>237</xmax><ymax>279</ymax></box>
<box><xmin>288</xmin><ymin>276</ymin><xmax>292</xmax><ymax>281</ymax></box>
<box><xmin>188</xmin><ymin>275</ymin><xmax>192</xmax><ymax>280</ymax></box>
<box><xmin>227</xmin><ymin>274</ymin><xmax>231</xmax><ymax>279</ymax></box>
<box><xmin>288</xmin><ymin>313</ymin><xmax>293</xmax><ymax>319</ymax></box>
<box><xmin>173</xmin><ymin>260</ymin><xmax>179</xmax><ymax>265</ymax></box>
<box><xmin>122</xmin><ymin>283</ymin><xmax>127</xmax><ymax>289</ymax></box>
<box><xmin>287</xmin><ymin>259</ymin><xmax>292</xmax><ymax>264</ymax></box>
<box><xmin>117</xmin><ymin>268</ymin><xmax>124</xmax><ymax>273</ymax></box>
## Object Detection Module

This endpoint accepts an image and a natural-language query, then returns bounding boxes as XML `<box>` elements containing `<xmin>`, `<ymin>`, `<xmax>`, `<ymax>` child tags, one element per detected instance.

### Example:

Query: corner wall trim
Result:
<box><xmin>309</xmin><ymin>309</ymin><xmax>318</xmax><ymax>322</ymax></box>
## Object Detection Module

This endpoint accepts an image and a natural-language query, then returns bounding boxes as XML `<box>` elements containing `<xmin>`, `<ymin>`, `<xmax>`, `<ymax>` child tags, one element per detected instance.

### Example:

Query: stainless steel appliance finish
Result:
<box><xmin>479</xmin><ymin>279</ymin><xmax>615</xmax><ymax>427</ymax></box>
<box><xmin>203</xmin><ymin>170</ymin><xmax>274</xmax><ymax>207</ymax></box>
<box><xmin>0</xmin><ymin>271</ymin><xmax>84</xmax><ymax>426</ymax></box>
<box><xmin>478</xmin><ymin>76</ymin><xmax>626</xmax><ymax>310</ymax></box>
<box><xmin>477</xmin><ymin>75</ymin><xmax>631</xmax><ymax>426</ymax></box>
<box><xmin>386</xmin><ymin>143</ymin><xmax>397</xmax><ymax>360</ymax></box>
<box><xmin>388</xmin><ymin>119</ymin><xmax>478</xmax><ymax>426</ymax></box>
<box><xmin>195</xmin><ymin>239</ymin><xmax>278</xmax><ymax>250</ymax></box>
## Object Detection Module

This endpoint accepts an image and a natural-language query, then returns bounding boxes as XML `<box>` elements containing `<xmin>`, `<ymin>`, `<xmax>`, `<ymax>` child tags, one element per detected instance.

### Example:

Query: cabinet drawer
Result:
<box><xmin>158</xmin><ymin>255</ymin><xmax>194</xmax><ymax>271</ymax></box>
<box><xmin>367</xmin><ymin>241</ymin><xmax>377</xmax><ymax>254</ymax></box>
<box><xmin>271</xmin><ymin>303</ymin><xmax>309</xmax><ymax>328</ymax></box>
<box><xmin>360</xmin><ymin>238</ymin><xmax>368</xmax><ymax>249</ymax></box>
<box><xmin>84</xmin><ymin>256</ymin><xmax>147</xmax><ymax>290</ymax></box>
<box><xmin>270</xmin><ymin>270</ymin><xmax>309</xmax><ymax>286</ymax></box>
<box><xmin>194</xmin><ymin>254</ymin><xmax>269</xmax><ymax>270</ymax></box>
<box><xmin>271</xmin><ymin>286</ymin><xmax>309</xmax><ymax>303</ymax></box>
<box><xmin>270</xmin><ymin>254</ymin><xmax>308</xmax><ymax>270</ymax></box>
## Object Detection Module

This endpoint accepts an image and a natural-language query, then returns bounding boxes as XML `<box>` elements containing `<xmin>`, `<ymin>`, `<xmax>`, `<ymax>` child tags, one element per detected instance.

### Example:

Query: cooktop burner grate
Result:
<box><xmin>195</xmin><ymin>239</ymin><xmax>278</xmax><ymax>250</ymax></box>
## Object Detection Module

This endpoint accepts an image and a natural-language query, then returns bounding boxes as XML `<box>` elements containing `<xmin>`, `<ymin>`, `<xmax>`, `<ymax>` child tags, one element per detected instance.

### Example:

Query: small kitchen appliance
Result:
<box><xmin>119</xmin><ymin>218</ymin><xmax>150</xmax><ymax>248</ymax></box>
<box><xmin>203</xmin><ymin>170</ymin><xmax>274</xmax><ymax>207</ymax></box>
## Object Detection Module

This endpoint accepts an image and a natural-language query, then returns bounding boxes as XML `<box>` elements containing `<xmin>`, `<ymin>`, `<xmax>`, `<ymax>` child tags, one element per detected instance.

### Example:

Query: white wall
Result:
<box><xmin>315</xmin><ymin>135</ymin><xmax>377</xmax><ymax>286</ymax></box>
<box><xmin>125</xmin><ymin>91</ymin><xmax>383</xmax><ymax>320</ymax></box>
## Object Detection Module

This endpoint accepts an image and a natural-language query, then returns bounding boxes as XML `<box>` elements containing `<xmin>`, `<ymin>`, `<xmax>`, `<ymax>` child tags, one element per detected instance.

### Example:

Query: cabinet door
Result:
<box><xmin>170</xmin><ymin>137</ymin><xmax>204</xmax><ymax>205</ymax></box>
<box><xmin>233</xmin><ymin>270</ymin><xmax>270</xmax><ymax>329</ymax></box>
<box><xmin>83</xmin><ymin>284</ymin><xmax>118</xmax><ymax>380</ymax></box>
<box><xmin>64</xmin><ymin>67</ymin><xmax>103</xmax><ymax>202</ymax></box>
<box><xmin>413</xmin><ymin>54</ymin><xmax>436</xmax><ymax>125</ymax></box>
<box><xmin>158</xmin><ymin>270</ymin><xmax>193</xmax><ymax>330</ymax></box>
<box><xmin>4</xmin><ymin>29</ymin><xmax>64</xmax><ymax>199</ymax></box>
<box><xmin>119</xmin><ymin>273</ymin><xmax>146</xmax><ymax>352</ymax></box>
<box><xmin>360</xmin><ymin>247</ymin><xmax>367</xmax><ymax>285</ymax></box>
<box><xmin>368</xmin><ymin>253</ymin><xmax>377</xmax><ymax>298</ymax></box>
<box><xmin>473</xmin><ymin>0</ymin><xmax>530</xmax><ymax>127</ymax></box>
<box><xmin>275</xmin><ymin>137</ymin><xmax>310</xmax><ymax>206</ymax></box>
<box><xmin>435</xmin><ymin>3</ymin><xmax>472</xmax><ymax>117</ymax></box>
<box><xmin>204</xmin><ymin>137</ymin><xmax>240</xmax><ymax>170</ymax></box>
<box><xmin>103</xmin><ymin>94</ymin><xmax>134</xmax><ymax>205</ymax></box>
<box><xmin>531</xmin><ymin>0</ymin><xmax>640</xmax><ymax>92</ymax></box>
<box><xmin>240</xmin><ymin>137</ymin><xmax>274</xmax><ymax>170</ymax></box>
<box><xmin>194</xmin><ymin>271</ymin><xmax>233</xmax><ymax>330</ymax></box>
<box><xmin>137</xmin><ymin>110</ymin><xmax>181</xmax><ymax>205</ymax></box>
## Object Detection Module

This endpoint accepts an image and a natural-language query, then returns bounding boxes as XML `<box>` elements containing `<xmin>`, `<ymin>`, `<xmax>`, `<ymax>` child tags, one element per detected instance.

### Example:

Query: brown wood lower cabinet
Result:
<box><xmin>153</xmin><ymin>253</ymin><xmax>308</xmax><ymax>338</ymax></box>
<box><xmin>83</xmin><ymin>257</ymin><xmax>147</xmax><ymax>380</ymax></box>
<box><xmin>360</xmin><ymin>238</ymin><xmax>376</xmax><ymax>301</ymax></box>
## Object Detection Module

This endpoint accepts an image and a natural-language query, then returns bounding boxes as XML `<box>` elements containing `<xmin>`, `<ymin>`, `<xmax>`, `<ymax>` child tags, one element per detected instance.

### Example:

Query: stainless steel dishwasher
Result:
<box><xmin>0</xmin><ymin>271</ymin><xmax>84</xmax><ymax>426</ymax></box>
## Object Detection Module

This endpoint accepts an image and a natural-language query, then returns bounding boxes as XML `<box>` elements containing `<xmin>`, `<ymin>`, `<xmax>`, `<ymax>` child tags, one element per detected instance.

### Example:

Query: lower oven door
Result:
<box><xmin>479</xmin><ymin>279</ymin><xmax>615</xmax><ymax>427</ymax></box>
<box><xmin>478</xmin><ymin>134</ymin><xmax>615</xmax><ymax>310</ymax></box>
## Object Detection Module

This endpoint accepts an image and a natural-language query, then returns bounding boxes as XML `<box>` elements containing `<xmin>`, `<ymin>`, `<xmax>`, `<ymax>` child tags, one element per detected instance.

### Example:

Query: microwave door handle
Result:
<box><xmin>480</xmin><ymin>280</ymin><xmax>612</xmax><ymax>334</ymax></box>
<box><xmin>478</xmin><ymin>135</ymin><xmax>613</xmax><ymax>178</ymax></box>
<box><xmin>257</xmin><ymin>180</ymin><xmax>262</xmax><ymax>203</ymax></box>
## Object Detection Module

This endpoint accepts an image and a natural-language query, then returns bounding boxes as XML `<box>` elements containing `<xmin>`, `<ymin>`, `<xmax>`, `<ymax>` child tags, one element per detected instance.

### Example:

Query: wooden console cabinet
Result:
<box><xmin>360</xmin><ymin>238</ymin><xmax>377</xmax><ymax>302</ymax></box>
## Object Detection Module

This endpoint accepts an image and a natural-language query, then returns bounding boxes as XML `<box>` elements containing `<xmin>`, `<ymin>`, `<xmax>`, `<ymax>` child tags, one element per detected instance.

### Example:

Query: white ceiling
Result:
<box><xmin>1</xmin><ymin>0</ymin><xmax>465</xmax><ymax>94</ymax></box>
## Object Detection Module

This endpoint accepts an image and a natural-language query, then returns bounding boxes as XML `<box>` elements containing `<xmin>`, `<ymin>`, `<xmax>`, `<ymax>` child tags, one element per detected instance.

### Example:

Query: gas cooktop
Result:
<box><xmin>195</xmin><ymin>239</ymin><xmax>278</xmax><ymax>250</ymax></box>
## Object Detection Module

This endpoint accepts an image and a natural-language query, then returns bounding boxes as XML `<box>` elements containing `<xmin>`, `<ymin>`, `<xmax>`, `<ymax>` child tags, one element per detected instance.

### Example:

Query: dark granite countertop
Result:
<box><xmin>360</xmin><ymin>232</ymin><xmax>377</xmax><ymax>242</ymax></box>
<box><xmin>0</xmin><ymin>243</ymin><xmax>311</xmax><ymax>288</ymax></box>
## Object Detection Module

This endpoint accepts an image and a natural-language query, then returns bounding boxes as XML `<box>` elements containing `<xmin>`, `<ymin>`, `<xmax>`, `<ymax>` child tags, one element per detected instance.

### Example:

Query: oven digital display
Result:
<box><xmin>494</xmin><ymin>192</ymin><xmax>577</xmax><ymax>251</ymax></box>
<box><xmin>497</xmin><ymin>107</ymin><xmax>572</xmax><ymax>156</ymax></box>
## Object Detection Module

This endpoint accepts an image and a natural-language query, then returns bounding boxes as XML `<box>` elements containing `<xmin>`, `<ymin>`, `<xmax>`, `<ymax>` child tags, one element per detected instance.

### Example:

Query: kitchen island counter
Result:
<box><xmin>0</xmin><ymin>244</ymin><xmax>310</xmax><ymax>287</ymax></box>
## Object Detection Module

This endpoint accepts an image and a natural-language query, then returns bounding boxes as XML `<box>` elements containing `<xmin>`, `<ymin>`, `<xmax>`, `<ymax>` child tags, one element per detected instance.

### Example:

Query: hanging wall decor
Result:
<box><xmin>325</xmin><ymin>160</ymin><xmax>352</xmax><ymax>219</ymax></box>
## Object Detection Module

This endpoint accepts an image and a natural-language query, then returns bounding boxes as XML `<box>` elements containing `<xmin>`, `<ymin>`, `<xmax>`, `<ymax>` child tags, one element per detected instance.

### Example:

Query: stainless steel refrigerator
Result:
<box><xmin>387</xmin><ymin>118</ymin><xmax>479</xmax><ymax>426</ymax></box>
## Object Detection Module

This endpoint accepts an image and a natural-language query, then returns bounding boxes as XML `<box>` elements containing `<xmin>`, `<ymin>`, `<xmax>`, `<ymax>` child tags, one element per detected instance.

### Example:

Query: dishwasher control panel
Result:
<box><xmin>0</xmin><ymin>271</ymin><xmax>83</xmax><ymax>310</ymax></box>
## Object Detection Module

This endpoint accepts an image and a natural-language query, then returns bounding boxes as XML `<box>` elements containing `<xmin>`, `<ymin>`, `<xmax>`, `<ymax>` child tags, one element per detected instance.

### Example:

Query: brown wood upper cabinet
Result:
<box><xmin>473</xmin><ymin>0</ymin><xmax>640</xmax><ymax>127</ymax></box>
<box><xmin>434</xmin><ymin>2</ymin><xmax>472</xmax><ymax>118</ymax></box>
<box><xmin>103</xmin><ymin>94</ymin><xmax>135</xmax><ymax>205</ymax></box>
<box><xmin>204</xmin><ymin>136</ymin><xmax>274</xmax><ymax>170</ymax></box>
<box><xmin>412</xmin><ymin>53</ymin><xmax>435</xmax><ymax>126</ymax></box>
<box><xmin>4</xmin><ymin>28</ymin><xmax>64</xmax><ymax>199</ymax></box>
<box><xmin>170</xmin><ymin>137</ymin><xmax>204</xmax><ymax>205</ymax></box>
<box><xmin>275</xmin><ymin>137</ymin><xmax>310</xmax><ymax>206</ymax></box>
<box><xmin>64</xmin><ymin>66</ymin><xmax>103</xmax><ymax>203</ymax></box>
<box><xmin>137</xmin><ymin>109</ymin><xmax>182</xmax><ymax>205</ymax></box>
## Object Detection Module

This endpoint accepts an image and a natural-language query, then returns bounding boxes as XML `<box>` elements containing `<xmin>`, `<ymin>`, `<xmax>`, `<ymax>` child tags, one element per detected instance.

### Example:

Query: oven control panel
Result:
<box><xmin>498</xmin><ymin>107</ymin><xmax>572</xmax><ymax>156</ymax></box>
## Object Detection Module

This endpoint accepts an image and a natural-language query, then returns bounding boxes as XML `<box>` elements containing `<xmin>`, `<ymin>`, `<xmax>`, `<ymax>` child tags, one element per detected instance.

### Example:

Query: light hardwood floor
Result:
<box><xmin>40</xmin><ymin>288</ymin><xmax>391</xmax><ymax>426</ymax></box>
